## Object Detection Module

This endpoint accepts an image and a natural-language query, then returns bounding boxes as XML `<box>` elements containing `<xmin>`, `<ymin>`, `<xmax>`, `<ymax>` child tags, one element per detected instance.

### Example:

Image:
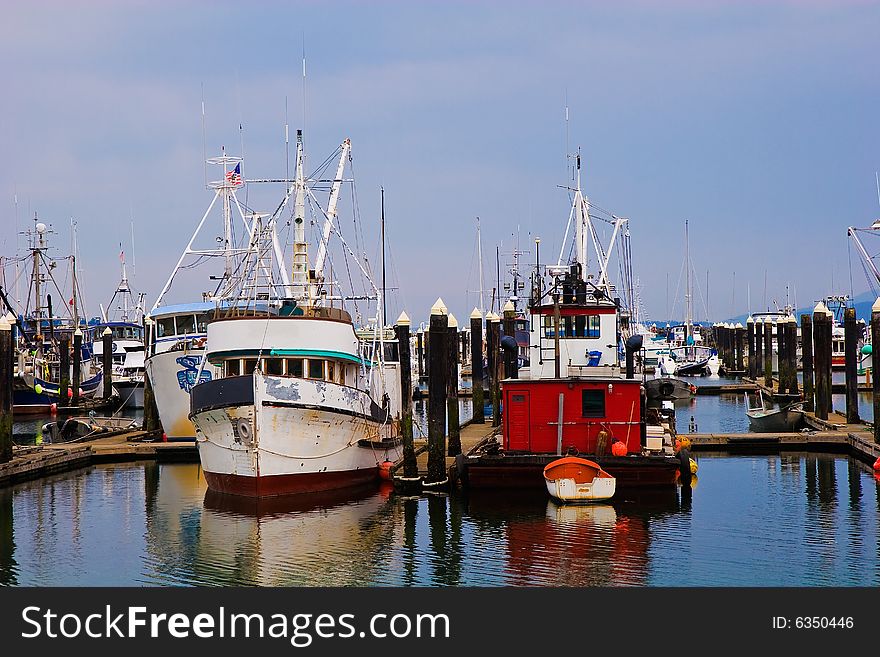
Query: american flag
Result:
<box><xmin>225</xmin><ymin>163</ymin><xmax>243</xmax><ymax>186</ymax></box>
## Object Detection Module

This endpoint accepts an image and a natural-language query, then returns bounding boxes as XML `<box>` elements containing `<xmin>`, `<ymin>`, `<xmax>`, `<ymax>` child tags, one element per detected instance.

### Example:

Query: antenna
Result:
<box><xmin>876</xmin><ymin>171</ymin><xmax>880</xmax><ymax>207</ymax></box>
<box><xmin>285</xmin><ymin>96</ymin><xmax>290</xmax><ymax>191</ymax></box>
<box><xmin>302</xmin><ymin>36</ymin><xmax>307</xmax><ymax>141</ymax></box>
<box><xmin>380</xmin><ymin>186</ymin><xmax>386</xmax><ymax>327</ymax></box>
<box><xmin>201</xmin><ymin>83</ymin><xmax>208</xmax><ymax>189</ymax></box>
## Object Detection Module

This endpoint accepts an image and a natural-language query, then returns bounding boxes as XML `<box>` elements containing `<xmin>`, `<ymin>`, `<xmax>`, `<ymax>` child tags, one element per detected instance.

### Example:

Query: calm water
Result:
<box><xmin>3</xmin><ymin>378</ymin><xmax>879</xmax><ymax>587</ymax></box>
<box><xmin>1</xmin><ymin>455</ymin><xmax>877</xmax><ymax>586</ymax></box>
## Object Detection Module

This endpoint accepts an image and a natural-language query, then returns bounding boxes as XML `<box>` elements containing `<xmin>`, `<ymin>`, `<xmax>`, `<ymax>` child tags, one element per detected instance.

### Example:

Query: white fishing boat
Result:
<box><xmin>190</xmin><ymin>136</ymin><xmax>402</xmax><ymax>497</ymax></box>
<box><xmin>745</xmin><ymin>390</ymin><xmax>804</xmax><ymax>433</ymax></box>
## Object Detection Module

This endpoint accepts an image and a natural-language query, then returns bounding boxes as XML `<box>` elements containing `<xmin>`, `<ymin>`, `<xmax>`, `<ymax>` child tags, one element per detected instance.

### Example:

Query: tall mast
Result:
<box><xmin>685</xmin><ymin>219</ymin><xmax>692</xmax><ymax>340</ymax></box>
<box><xmin>574</xmin><ymin>149</ymin><xmax>589</xmax><ymax>281</ymax></box>
<box><xmin>477</xmin><ymin>217</ymin><xmax>485</xmax><ymax>315</ymax></box>
<box><xmin>222</xmin><ymin>150</ymin><xmax>233</xmax><ymax>283</ymax></box>
<box><xmin>380</xmin><ymin>186</ymin><xmax>386</xmax><ymax>326</ymax></box>
<box><xmin>31</xmin><ymin>215</ymin><xmax>43</xmax><ymax>338</ymax></box>
<box><xmin>291</xmin><ymin>129</ymin><xmax>310</xmax><ymax>303</ymax></box>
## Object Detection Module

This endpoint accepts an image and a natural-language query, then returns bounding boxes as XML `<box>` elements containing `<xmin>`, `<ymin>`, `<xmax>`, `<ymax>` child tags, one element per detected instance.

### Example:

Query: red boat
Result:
<box><xmin>461</xmin><ymin>155</ymin><xmax>682</xmax><ymax>490</ymax></box>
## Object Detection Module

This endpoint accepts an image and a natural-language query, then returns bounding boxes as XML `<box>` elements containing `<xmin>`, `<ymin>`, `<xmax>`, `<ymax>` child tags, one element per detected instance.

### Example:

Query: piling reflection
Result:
<box><xmin>0</xmin><ymin>489</ymin><xmax>16</xmax><ymax>585</ymax></box>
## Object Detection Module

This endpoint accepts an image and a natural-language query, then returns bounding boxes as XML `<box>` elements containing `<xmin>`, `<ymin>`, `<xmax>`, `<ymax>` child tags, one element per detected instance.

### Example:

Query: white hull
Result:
<box><xmin>147</xmin><ymin>348</ymin><xmax>219</xmax><ymax>440</ymax></box>
<box><xmin>544</xmin><ymin>476</ymin><xmax>616</xmax><ymax>503</ymax></box>
<box><xmin>193</xmin><ymin>372</ymin><xmax>398</xmax><ymax>496</ymax></box>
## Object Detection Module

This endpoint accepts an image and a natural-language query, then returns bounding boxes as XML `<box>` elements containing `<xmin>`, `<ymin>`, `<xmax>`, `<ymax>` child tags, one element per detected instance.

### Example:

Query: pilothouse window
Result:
<box><xmin>581</xmin><ymin>390</ymin><xmax>606</xmax><ymax>418</ymax></box>
<box><xmin>308</xmin><ymin>359</ymin><xmax>324</xmax><ymax>379</ymax></box>
<box><xmin>287</xmin><ymin>358</ymin><xmax>304</xmax><ymax>377</ymax></box>
<box><xmin>157</xmin><ymin>318</ymin><xmax>175</xmax><ymax>338</ymax></box>
<box><xmin>176</xmin><ymin>314</ymin><xmax>196</xmax><ymax>335</ymax></box>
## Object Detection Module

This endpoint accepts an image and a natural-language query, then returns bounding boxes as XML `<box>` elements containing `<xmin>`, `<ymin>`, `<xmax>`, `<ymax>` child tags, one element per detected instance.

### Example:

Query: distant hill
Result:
<box><xmin>723</xmin><ymin>290</ymin><xmax>876</xmax><ymax>325</ymax></box>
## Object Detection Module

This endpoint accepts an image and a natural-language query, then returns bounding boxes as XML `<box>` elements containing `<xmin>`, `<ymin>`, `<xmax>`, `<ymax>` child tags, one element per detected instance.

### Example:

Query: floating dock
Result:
<box><xmin>0</xmin><ymin>431</ymin><xmax>198</xmax><ymax>487</ymax></box>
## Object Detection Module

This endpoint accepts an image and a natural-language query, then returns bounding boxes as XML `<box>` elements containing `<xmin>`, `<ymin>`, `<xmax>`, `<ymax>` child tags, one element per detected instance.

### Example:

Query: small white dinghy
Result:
<box><xmin>543</xmin><ymin>456</ymin><xmax>617</xmax><ymax>503</ymax></box>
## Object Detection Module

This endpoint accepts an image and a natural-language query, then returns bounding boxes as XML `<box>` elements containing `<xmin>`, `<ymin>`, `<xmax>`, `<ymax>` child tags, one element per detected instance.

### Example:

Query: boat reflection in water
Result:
<box><xmin>464</xmin><ymin>488</ymin><xmax>683</xmax><ymax>586</ymax></box>
<box><xmin>154</xmin><ymin>480</ymin><xmax>399</xmax><ymax>586</ymax></box>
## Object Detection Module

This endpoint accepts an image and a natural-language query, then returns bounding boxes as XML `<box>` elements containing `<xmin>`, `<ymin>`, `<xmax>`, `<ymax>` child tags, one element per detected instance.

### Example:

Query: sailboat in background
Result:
<box><xmin>92</xmin><ymin>248</ymin><xmax>147</xmax><ymax>408</ymax></box>
<box><xmin>668</xmin><ymin>220</ymin><xmax>720</xmax><ymax>376</ymax></box>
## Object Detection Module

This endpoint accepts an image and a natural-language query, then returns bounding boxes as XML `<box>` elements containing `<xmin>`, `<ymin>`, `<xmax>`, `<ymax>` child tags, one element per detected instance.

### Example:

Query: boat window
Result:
<box><xmin>564</xmin><ymin>316</ymin><xmax>573</xmax><ymax>338</ymax></box>
<box><xmin>581</xmin><ymin>389</ymin><xmax>605</xmax><ymax>418</ymax></box>
<box><xmin>265</xmin><ymin>358</ymin><xmax>283</xmax><ymax>376</ymax></box>
<box><xmin>308</xmin><ymin>359</ymin><xmax>324</xmax><ymax>379</ymax></box>
<box><xmin>196</xmin><ymin>314</ymin><xmax>210</xmax><ymax>333</ymax></box>
<box><xmin>326</xmin><ymin>362</ymin><xmax>335</xmax><ymax>382</ymax></box>
<box><xmin>586</xmin><ymin>316</ymin><xmax>600</xmax><ymax>338</ymax></box>
<box><xmin>243</xmin><ymin>358</ymin><xmax>259</xmax><ymax>374</ymax></box>
<box><xmin>287</xmin><ymin>358</ymin><xmax>304</xmax><ymax>377</ymax></box>
<box><xmin>157</xmin><ymin>317</ymin><xmax>175</xmax><ymax>338</ymax></box>
<box><xmin>383</xmin><ymin>343</ymin><xmax>398</xmax><ymax>362</ymax></box>
<box><xmin>176</xmin><ymin>314</ymin><xmax>196</xmax><ymax>335</ymax></box>
<box><xmin>543</xmin><ymin>315</ymin><xmax>557</xmax><ymax>338</ymax></box>
<box><xmin>574</xmin><ymin>315</ymin><xmax>586</xmax><ymax>338</ymax></box>
<box><xmin>225</xmin><ymin>359</ymin><xmax>240</xmax><ymax>377</ymax></box>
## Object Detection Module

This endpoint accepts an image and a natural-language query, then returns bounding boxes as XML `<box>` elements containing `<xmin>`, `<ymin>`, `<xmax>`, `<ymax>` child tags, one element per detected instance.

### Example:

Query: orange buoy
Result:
<box><xmin>873</xmin><ymin>457</ymin><xmax>880</xmax><ymax>472</ymax></box>
<box><xmin>611</xmin><ymin>441</ymin><xmax>628</xmax><ymax>457</ymax></box>
<box><xmin>50</xmin><ymin>403</ymin><xmax>57</xmax><ymax>414</ymax></box>
<box><xmin>379</xmin><ymin>460</ymin><xmax>394</xmax><ymax>481</ymax></box>
<box><xmin>162</xmin><ymin>433</ymin><xmax>168</xmax><ymax>443</ymax></box>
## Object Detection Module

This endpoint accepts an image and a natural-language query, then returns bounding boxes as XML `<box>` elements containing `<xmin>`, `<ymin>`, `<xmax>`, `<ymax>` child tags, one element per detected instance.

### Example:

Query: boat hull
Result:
<box><xmin>645</xmin><ymin>377</ymin><xmax>694</xmax><ymax>400</ymax></box>
<box><xmin>746</xmin><ymin>408</ymin><xmax>804</xmax><ymax>433</ymax></box>
<box><xmin>192</xmin><ymin>372</ymin><xmax>397</xmax><ymax>498</ymax></box>
<box><xmin>146</xmin><ymin>348</ymin><xmax>218</xmax><ymax>440</ymax></box>
<box><xmin>114</xmin><ymin>379</ymin><xmax>144</xmax><ymax>409</ymax></box>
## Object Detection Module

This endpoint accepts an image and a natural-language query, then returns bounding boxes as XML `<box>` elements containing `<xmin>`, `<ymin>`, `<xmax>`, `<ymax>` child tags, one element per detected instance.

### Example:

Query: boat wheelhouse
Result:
<box><xmin>462</xmin><ymin>151</ymin><xmax>681</xmax><ymax>490</ymax></box>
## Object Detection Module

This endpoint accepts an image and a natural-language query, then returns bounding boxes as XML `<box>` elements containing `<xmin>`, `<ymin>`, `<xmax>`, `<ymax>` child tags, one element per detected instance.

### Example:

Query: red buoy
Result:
<box><xmin>379</xmin><ymin>460</ymin><xmax>394</xmax><ymax>481</ymax></box>
<box><xmin>873</xmin><ymin>456</ymin><xmax>880</xmax><ymax>472</ymax></box>
<box><xmin>162</xmin><ymin>433</ymin><xmax>168</xmax><ymax>443</ymax></box>
<box><xmin>611</xmin><ymin>441</ymin><xmax>628</xmax><ymax>457</ymax></box>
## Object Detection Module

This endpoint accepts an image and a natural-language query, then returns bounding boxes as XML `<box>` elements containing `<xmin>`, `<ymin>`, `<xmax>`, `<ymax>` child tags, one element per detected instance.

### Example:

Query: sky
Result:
<box><xmin>2</xmin><ymin>0</ymin><xmax>879</xmax><ymax>328</ymax></box>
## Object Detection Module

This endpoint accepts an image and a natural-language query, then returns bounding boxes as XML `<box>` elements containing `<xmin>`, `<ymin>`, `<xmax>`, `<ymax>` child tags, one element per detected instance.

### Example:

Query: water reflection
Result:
<box><xmin>1</xmin><ymin>455</ymin><xmax>879</xmax><ymax>586</ymax></box>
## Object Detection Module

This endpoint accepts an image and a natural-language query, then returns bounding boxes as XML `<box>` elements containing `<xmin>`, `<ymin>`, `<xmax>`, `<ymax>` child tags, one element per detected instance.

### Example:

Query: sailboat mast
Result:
<box><xmin>477</xmin><ymin>217</ymin><xmax>485</xmax><ymax>315</ymax></box>
<box><xmin>380</xmin><ymin>187</ymin><xmax>386</xmax><ymax>327</ymax></box>
<box><xmin>685</xmin><ymin>219</ymin><xmax>691</xmax><ymax>341</ymax></box>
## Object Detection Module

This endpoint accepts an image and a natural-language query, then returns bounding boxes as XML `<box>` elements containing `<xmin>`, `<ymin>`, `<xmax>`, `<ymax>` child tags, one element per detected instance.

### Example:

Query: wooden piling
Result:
<box><xmin>470</xmin><ymin>309</ymin><xmax>485</xmax><ymax>424</ymax></box>
<box><xmin>801</xmin><ymin>313</ymin><xmax>814</xmax><ymax>413</ymax></box>
<box><xmin>58</xmin><ymin>336</ymin><xmax>70</xmax><ymax>404</ymax></box>
<box><xmin>416</xmin><ymin>328</ymin><xmax>425</xmax><ymax>383</ymax></box>
<box><xmin>142</xmin><ymin>366</ymin><xmax>161</xmax><ymax>433</ymax></box>
<box><xmin>787</xmin><ymin>316</ymin><xmax>799</xmax><ymax>396</ymax></box>
<box><xmin>447</xmin><ymin>313</ymin><xmax>461</xmax><ymax>457</ymax></box>
<box><xmin>746</xmin><ymin>316</ymin><xmax>755</xmax><ymax>379</ymax></box>
<box><xmin>502</xmin><ymin>300</ymin><xmax>517</xmax><ymax>380</ymax></box>
<box><xmin>755</xmin><ymin>317</ymin><xmax>764</xmax><ymax>381</ymax></box>
<box><xmin>872</xmin><ymin>298</ymin><xmax>880</xmax><ymax>444</ymax></box>
<box><xmin>764</xmin><ymin>319</ymin><xmax>774</xmax><ymax>387</ymax></box>
<box><xmin>734</xmin><ymin>322</ymin><xmax>745</xmax><ymax>374</ymax></box>
<box><xmin>777</xmin><ymin>317</ymin><xmax>788</xmax><ymax>393</ymax></box>
<box><xmin>814</xmin><ymin>303</ymin><xmax>832</xmax><ymax>420</ymax></box>
<box><xmin>72</xmin><ymin>328</ymin><xmax>82</xmax><ymax>407</ymax></box>
<box><xmin>426</xmin><ymin>299</ymin><xmax>449</xmax><ymax>486</ymax></box>
<box><xmin>102</xmin><ymin>327</ymin><xmax>113</xmax><ymax>401</ymax></box>
<box><xmin>488</xmin><ymin>312</ymin><xmax>502</xmax><ymax>428</ymax></box>
<box><xmin>0</xmin><ymin>317</ymin><xmax>12</xmax><ymax>464</ymax></box>
<box><xmin>844</xmin><ymin>307</ymin><xmax>859</xmax><ymax>424</ymax></box>
<box><xmin>394</xmin><ymin>312</ymin><xmax>418</xmax><ymax>478</ymax></box>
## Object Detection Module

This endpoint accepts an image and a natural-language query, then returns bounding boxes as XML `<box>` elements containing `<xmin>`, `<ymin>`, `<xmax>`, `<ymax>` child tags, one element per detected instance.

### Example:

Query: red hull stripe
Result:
<box><xmin>204</xmin><ymin>468</ymin><xmax>379</xmax><ymax>498</ymax></box>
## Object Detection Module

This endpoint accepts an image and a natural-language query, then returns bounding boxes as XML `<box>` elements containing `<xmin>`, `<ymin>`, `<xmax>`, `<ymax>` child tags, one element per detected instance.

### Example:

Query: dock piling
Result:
<box><xmin>102</xmin><ymin>327</ymin><xmax>113</xmax><ymax>401</ymax></box>
<box><xmin>470</xmin><ymin>309</ymin><xmax>485</xmax><ymax>424</ymax></box>
<box><xmin>746</xmin><ymin>316</ymin><xmax>755</xmax><ymax>379</ymax></box>
<box><xmin>394</xmin><ymin>312</ymin><xmax>418</xmax><ymax>479</ymax></box>
<box><xmin>872</xmin><ymin>298</ymin><xmax>880</xmax><ymax>444</ymax></box>
<box><xmin>59</xmin><ymin>336</ymin><xmax>70</xmax><ymax>404</ymax></box>
<box><xmin>488</xmin><ymin>312</ymin><xmax>502</xmax><ymax>428</ymax></box>
<box><xmin>787</xmin><ymin>316</ymin><xmax>799</xmax><ymax>395</ymax></box>
<box><xmin>734</xmin><ymin>322</ymin><xmax>745</xmax><ymax>374</ymax></box>
<box><xmin>447</xmin><ymin>313</ymin><xmax>461</xmax><ymax>456</ymax></box>
<box><xmin>814</xmin><ymin>302</ymin><xmax>832</xmax><ymax>420</ymax></box>
<box><xmin>801</xmin><ymin>313</ymin><xmax>814</xmax><ymax>412</ymax></box>
<box><xmin>763</xmin><ymin>320</ymin><xmax>773</xmax><ymax>387</ymax></box>
<box><xmin>426</xmin><ymin>299</ymin><xmax>449</xmax><ymax>486</ymax></box>
<box><xmin>777</xmin><ymin>317</ymin><xmax>787</xmax><ymax>393</ymax></box>
<box><xmin>0</xmin><ymin>317</ymin><xmax>12</xmax><ymax>463</ymax></box>
<box><xmin>72</xmin><ymin>328</ymin><xmax>82</xmax><ymax>408</ymax></box>
<box><xmin>844</xmin><ymin>307</ymin><xmax>859</xmax><ymax>423</ymax></box>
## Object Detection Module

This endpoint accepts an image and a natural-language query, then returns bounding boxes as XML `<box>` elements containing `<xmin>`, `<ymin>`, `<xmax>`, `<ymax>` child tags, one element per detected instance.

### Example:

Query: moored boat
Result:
<box><xmin>745</xmin><ymin>391</ymin><xmax>804</xmax><ymax>432</ymax></box>
<box><xmin>543</xmin><ymin>456</ymin><xmax>616</xmax><ymax>503</ymax></box>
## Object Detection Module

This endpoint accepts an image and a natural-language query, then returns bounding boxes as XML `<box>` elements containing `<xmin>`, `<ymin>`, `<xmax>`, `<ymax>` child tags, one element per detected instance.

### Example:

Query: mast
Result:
<box><xmin>574</xmin><ymin>149</ymin><xmax>589</xmax><ymax>282</ymax></box>
<box><xmin>31</xmin><ymin>216</ymin><xmax>42</xmax><ymax>338</ymax></box>
<box><xmin>685</xmin><ymin>219</ymin><xmax>691</xmax><ymax>342</ymax></box>
<box><xmin>380</xmin><ymin>186</ymin><xmax>386</xmax><ymax>327</ymax></box>
<box><xmin>477</xmin><ymin>217</ymin><xmax>485</xmax><ymax>315</ymax></box>
<box><xmin>291</xmin><ymin>129</ymin><xmax>310</xmax><ymax>303</ymax></box>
